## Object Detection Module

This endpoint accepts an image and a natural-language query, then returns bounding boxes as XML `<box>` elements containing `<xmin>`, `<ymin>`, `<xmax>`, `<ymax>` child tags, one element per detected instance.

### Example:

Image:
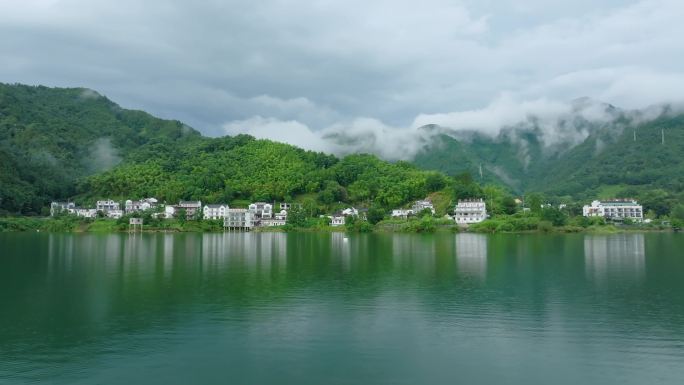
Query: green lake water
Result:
<box><xmin>0</xmin><ymin>232</ymin><xmax>683</xmax><ymax>384</ymax></box>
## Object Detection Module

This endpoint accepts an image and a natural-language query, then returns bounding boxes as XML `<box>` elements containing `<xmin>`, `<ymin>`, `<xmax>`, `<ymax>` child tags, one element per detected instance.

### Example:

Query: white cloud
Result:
<box><xmin>1</xmin><ymin>0</ymin><xmax>684</xmax><ymax>155</ymax></box>
<box><xmin>223</xmin><ymin>116</ymin><xmax>331</xmax><ymax>153</ymax></box>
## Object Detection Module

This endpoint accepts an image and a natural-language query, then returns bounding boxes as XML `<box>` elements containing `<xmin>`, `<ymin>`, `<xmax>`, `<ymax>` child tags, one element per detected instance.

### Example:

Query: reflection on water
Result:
<box><xmin>584</xmin><ymin>234</ymin><xmax>646</xmax><ymax>280</ymax></box>
<box><xmin>2</xmin><ymin>232</ymin><xmax>683</xmax><ymax>385</ymax></box>
<box><xmin>455</xmin><ymin>233</ymin><xmax>488</xmax><ymax>279</ymax></box>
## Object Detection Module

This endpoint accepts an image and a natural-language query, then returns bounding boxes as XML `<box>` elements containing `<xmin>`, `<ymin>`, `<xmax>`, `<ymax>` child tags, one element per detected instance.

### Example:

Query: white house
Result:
<box><xmin>96</xmin><ymin>200</ymin><xmax>120</xmax><ymax>213</ymax></box>
<box><xmin>125</xmin><ymin>198</ymin><xmax>158</xmax><ymax>214</ymax></box>
<box><xmin>203</xmin><ymin>204</ymin><xmax>229</xmax><ymax>220</ymax></box>
<box><xmin>330</xmin><ymin>215</ymin><xmax>345</xmax><ymax>227</ymax></box>
<box><xmin>224</xmin><ymin>209</ymin><xmax>255</xmax><ymax>230</ymax></box>
<box><xmin>454</xmin><ymin>199</ymin><xmax>487</xmax><ymax>225</ymax></box>
<box><xmin>341</xmin><ymin>207</ymin><xmax>358</xmax><ymax>217</ymax></box>
<box><xmin>391</xmin><ymin>209</ymin><xmax>413</xmax><ymax>219</ymax></box>
<box><xmin>50</xmin><ymin>201</ymin><xmax>75</xmax><ymax>216</ymax></box>
<box><xmin>412</xmin><ymin>200</ymin><xmax>435</xmax><ymax>215</ymax></box>
<box><xmin>249</xmin><ymin>202</ymin><xmax>273</xmax><ymax>219</ymax></box>
<box><xmin>583</xmin><ymin>199</ymin><xmax>643</xmax><ymax>222</ymax></box>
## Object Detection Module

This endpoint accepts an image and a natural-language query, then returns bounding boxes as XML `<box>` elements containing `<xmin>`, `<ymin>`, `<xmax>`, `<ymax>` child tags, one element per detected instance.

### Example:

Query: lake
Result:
<box><xmin>1</xmin><ymin>232</ymin><xmax>683</xmax><ymax>384</ymax></box>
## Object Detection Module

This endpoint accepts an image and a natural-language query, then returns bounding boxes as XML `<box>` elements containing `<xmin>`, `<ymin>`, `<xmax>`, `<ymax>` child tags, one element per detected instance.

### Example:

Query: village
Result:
<box><xmin>48</xmin><ymin>195</ymin><xmax>647</xmax><ymax>231</ymax></box>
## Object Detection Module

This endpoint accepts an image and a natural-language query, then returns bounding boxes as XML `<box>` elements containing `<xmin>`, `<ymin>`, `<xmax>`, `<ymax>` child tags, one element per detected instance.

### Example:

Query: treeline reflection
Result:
<box><xmin>2</xmin><ymin>231</ymin><xmax>681</xmax><ymax>360</ymax></box>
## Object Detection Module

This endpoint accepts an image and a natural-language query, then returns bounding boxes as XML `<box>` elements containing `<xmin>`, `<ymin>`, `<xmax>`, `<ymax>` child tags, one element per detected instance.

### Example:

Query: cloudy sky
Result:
<box><xmin>1</xmin><ymin>0</ymin><xmax>683</xmax><ymax>157</ymax></box>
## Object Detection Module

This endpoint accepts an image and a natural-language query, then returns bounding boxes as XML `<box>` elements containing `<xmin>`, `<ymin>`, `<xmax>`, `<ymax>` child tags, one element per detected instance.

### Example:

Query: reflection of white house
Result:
<box><xmin>582</xmin><ymin>199</ymin><xmax>643</xmax><ymax>222</ymax></box>
<box><xmin>454</xmin><ymin>199</ymin><xmax>487</xmax><ymax>225</ymax></box>
<box><xmin>50</xmin><ymin>201</ymin><xmax>75</xmax><ymax>216</ymax></box>
<box><xmin>224</xmin><ymin>209</ymin><xmax>255</xmax><ymax>230</ymax></box>
<box><xmin>584</xmin><ymin>234</ymin><xmax>645</xmax><ymax>280</ymax></box>
<box><xmin>249</xmin><ymin>202</ymin><xmax>273</xmax><ymax>219</ymax></box>
<box><xmin>455</xmin><ymin>233</ymin><xmax>488</xmax><ymax>278</ymax></box>
<box><xmin>203</xmin><ymin>204</ymin><xmax>229</xmax><ymax>220</ymax></box>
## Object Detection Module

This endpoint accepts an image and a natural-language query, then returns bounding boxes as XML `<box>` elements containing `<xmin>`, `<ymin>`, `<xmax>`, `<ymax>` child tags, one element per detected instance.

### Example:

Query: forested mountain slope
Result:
<box><xmin>413</xmin><ymin>108</ymin><xmax>684</xmax><ymax>211</ymax></box>
<box><xmin>0</xmin><ymin>83</ymin><xmax>201</xmax><ymax>213</ymax></box>
<box><xmin>1</xmin><ymin>83</ymin><xmax>449</xmax><ymax>214</ymax></box>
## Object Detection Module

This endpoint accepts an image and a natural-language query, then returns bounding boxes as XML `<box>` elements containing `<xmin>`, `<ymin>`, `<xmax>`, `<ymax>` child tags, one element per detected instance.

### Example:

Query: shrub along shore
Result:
<box><xmin>0</xmin><ymin>213</ymin><xmax>675</xmax><ymax>234</ymax></box>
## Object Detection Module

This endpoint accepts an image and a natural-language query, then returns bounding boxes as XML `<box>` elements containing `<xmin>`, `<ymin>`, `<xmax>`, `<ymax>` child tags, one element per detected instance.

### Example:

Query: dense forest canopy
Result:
<box><xmin>0</xmin><ymin>83</ymin><xmax>200</xmax><ymax>213</ymax></box>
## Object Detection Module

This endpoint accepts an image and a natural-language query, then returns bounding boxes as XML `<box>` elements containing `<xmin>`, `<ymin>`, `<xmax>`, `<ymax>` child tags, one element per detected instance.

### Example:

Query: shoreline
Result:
<box><xmin>0</xmin><ymin>216</ymin><xmax>675</xmax><ymax>234</ymax></box>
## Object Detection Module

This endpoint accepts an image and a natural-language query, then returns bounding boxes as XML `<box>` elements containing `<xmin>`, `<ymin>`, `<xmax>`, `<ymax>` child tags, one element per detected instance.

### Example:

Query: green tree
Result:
<box><xmin>286</xmin><ymin>206</ymin><xmax>308</xmax><ymax>228</ymax></box>
<box><xmin>366</xmin><ymin>206</ymin><xmax>386</xmax><ymax>225</ymax></box>
<box><xmin>541</xmin><ymin>207</ymin><xmax>567</xmax><ymax>226</ymax></box>
<box><xmin>502</xmin><ymin>196</ymin><xmax>517</xmax><ymax>215</ymax></box>
<box><xmin>177</xmin><ymin>208</ymin><xmax>187</xmax><ymax>224</ymax></box>
<box><xmin>526</xmin><ymin>193</ymin><xmax>544</xmax><ymax>215</ymax></box>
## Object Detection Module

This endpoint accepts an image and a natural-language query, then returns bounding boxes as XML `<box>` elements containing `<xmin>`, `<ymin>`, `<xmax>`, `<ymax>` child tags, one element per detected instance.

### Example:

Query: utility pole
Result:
<box><xmin>662</xmin><ymin>129</ymin><xmax>665</xmax><ymax>145</ymax></box>
<box><xmin>633</xmin><ymin>129</ymin><xmax>636</xmax><ymax>142</ymax></box>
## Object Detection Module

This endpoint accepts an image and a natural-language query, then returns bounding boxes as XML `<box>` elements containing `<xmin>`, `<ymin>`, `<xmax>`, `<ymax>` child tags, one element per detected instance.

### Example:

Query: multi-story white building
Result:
<box><xmin>249</xmin><ymin>202</ymin><xmax>273</xmax><ymax>219</ymax></box>
<box><xmin>96</xmin><ymin>200</ymin><xmax>120</xmax><ymax>213</ymax></box>
<box><xmin>50</xmin><ymin>201</ymin><xmax>75</xmax><ymax>216</ymax></box>
<box><xmin>412</xmin><ymin>200</ymin><xmax>435</xmax><ymax>215</ymax></box>
<box><xmin>203</xmin><ymin>204</ymin><xmax>229</xmax><ymax>220</ymax></box>
<box><xmin>583</xmin><ymin>199</ymin><xmax>643</xmax><ymax>222</ymax></box>
<box><xmin>224</xmin><ymin>209</ymin><xmax>255</xmax><ymax>230</ymax></box>
<box><xmin>454</xmin><ymin>199</ymin><xmax>487</xmax><ymax>225</ymax></box>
